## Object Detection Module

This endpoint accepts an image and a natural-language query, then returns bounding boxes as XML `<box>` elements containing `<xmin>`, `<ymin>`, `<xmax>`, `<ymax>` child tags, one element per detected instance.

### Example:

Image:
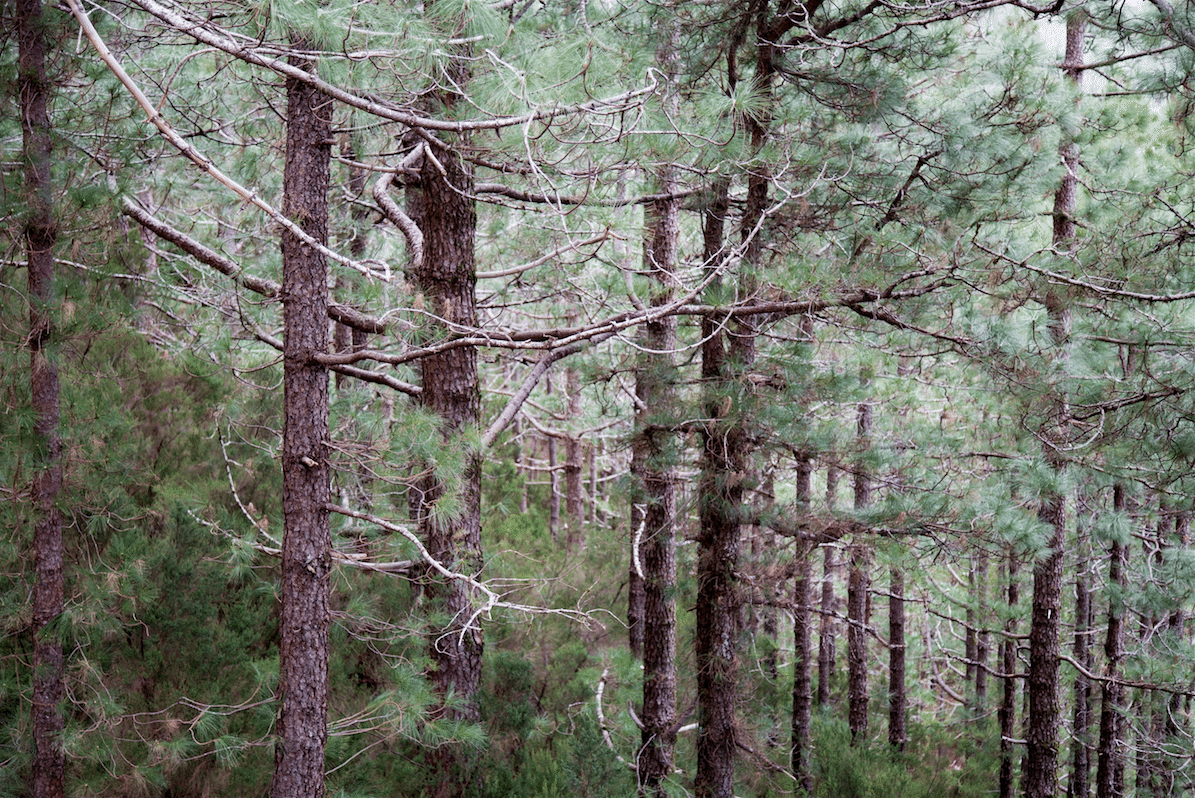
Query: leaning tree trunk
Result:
<box><xmin>272</xmin><ymin>42</ymin><xmax>333</xmax><ymax>798</ymax></box>
<box><xmin>1024</xmin><ymin>13</ymin><xmax>1083</xmax><ymax>798</ymax></box>
<box><xmin>21</xmin><ymin>3</ymin><xmax>65</xmax><ymax>797</ymax></box>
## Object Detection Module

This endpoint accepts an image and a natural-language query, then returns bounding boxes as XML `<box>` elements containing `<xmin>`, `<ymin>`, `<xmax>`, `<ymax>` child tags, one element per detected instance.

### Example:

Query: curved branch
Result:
<box><xmin>68</xmin><ymin>0</ymin><xmax>383</xmax><ymax>280</ymax></box>
<box><xmin>371</xmin><ymin>171</ymin><xmax>423</xmax><ymax>271</ymax></box>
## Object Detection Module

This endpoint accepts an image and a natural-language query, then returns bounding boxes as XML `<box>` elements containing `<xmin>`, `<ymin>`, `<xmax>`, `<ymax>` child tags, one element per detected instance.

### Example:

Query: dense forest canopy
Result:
<box><xmin>6</xmin><ymin>0</ymin><xmax>1195</xmax><ymax>797</ymax></box>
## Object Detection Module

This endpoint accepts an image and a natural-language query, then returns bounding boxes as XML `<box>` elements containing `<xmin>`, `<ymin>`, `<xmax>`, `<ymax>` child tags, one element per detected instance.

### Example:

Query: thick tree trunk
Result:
<box><xmin>634</xmin><ymin>148</ymin><xmax>681</xmax><ymax>797</ymax></box>
<box><xmin>792</xmin><ymin>457</ymin><xmax>814</xmax><ymax>795</ymax></box>
<box><xmin>409</xmin><ymin>135</ymin><xmax>483</xmax><ymax>797</ymax></box>
<box><xmin>695</xmin><ymin>180</ymin><xmax>744</xmax><ymax>798</ymax></box>
<box><xmin>21</xmin><ymin>4</ymin><xmax>65</xmax><ymax>797</ymax></box>
<box><xmin>1095</xmin><ymin>485</ymin><xmax>1127</xmax><ymax>798</ymax></box>
<box><xmin>999</xmin><ymin>552</ymin><xmax>1020</xmax><ymax>798</ymax></box>
<box><xmin>272</xmin><ymin>46</ymin><xmax>332</xmax><ymax>798</ymax></box>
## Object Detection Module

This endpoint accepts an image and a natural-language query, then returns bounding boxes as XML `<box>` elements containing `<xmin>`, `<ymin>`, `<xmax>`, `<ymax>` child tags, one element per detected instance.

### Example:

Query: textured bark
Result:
<box><xmin>999</xmin><ymin>552</ymin><xmax>1020</xmax><ymax>798</ymax></box>
<box><xmin>694</xmin><ymin>158</ymin><xmax>740</xmax><ymax>798</ymax></box>
<box><xmin>409</xmin><ymin>133</ymin><xmax>483</xmax><ymax>797</ymax></box>
<box><xmin>634</xmin><ymin>123</ymin><xmax>681</xmax><ymax>796</ymax></box>
<box><xmin>846</xmin><ymin>543</ymin><xmax>870</xmax><ymax>745</ymax></box>
<box><xmin>1095</xmin><ymin>486</ymin><xmax>1127</xmax><ymax>798</ymax></box>
<box><xmin>21</xmin><ymin>3</ymin><xmax>64</xmax><ymax>797</ymax></box>
<box><xmin>888</xmin><ymin>566</ymin><xmax>906</xmax><ymax>751</ymax></box>
<box><xmin>1024</xmin><ymin>14</ymin><xmax>1082</xmax><ymax>798</ymax></box>
<box><xmin>1023</xmin><ymin>480</ymin><xmax>1065</xmax><ymax>798</ymax></box>
<box><xmin>272</xmin><ymin>47</ymin><xmax>332</xmax><ymax>798</ymax></box>
<box><xmin>695</xmin><ymin>231</ymin><xmax>743</xmax><ymax>798</ymax></box>
<box><xmin>791</xmin><ymin>457</ymin><xmax>813</xmax><ymax>795</ymax></box>
<box><xmin>848</xmin><ymin>400</ymin><xmax>872</xmax><ymax>746</ymax></box>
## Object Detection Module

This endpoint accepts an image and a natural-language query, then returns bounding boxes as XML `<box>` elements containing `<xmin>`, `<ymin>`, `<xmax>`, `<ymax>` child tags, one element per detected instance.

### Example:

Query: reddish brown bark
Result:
<box><xmin>21</xmin><ymin>2</ymin><xmax>64</xmax><ymax>797</ymax></box>
<box><xmin>272</xmin><ymin>46</ymin><xmax>333</xmax><ymax>798</ymax></box>
<box><xmin>634</xmin><ymin>158</ymin><xmax>681</xmax><ymax>797</ymax></box>
<box><xmin>405</xmin><ymin>92</ymin><xmax>482</xmax><ymax>798</ymax></box>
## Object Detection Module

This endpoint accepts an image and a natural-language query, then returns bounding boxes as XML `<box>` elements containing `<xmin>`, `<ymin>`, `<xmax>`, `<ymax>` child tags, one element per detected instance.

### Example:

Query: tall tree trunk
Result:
<box><xmin>792</xmin><ymin>456</ymin><xmax>814</xmax><ymax>796</ymax></box>
<box><xmin>999</xmin><ymin>551</ymin><xmax>1020</xmax><ymax>798</ymax></box>
<box><xmin>1095</xmin><ymin>484</ymin><xmax>1127</xmax><ymax>798</ymax></box>
<box><xmin>404</xmin><ymin>30</ymin><xmax>482</xmax><ymax>791</ymax></box>
<box><xmin>848</xmin><ymin>399</ymin><xmax>872</xmax><ymax>746</ymax></box>
<box><xmin>410</xmin><ymin>135</ymin><xmax>483</xmax><ymax>796</ymax></box>
<box><xmin>634</xmin><ymin>47</ymin><xmax>681</xmax><ymax>786</ymax></box>
<box><xmin>695</xmin><ymin>182</ymin><xmax>744</xmax><ymax>798</ymax></box>
<box><xmin>272</xmin><ymin>42</ymin><xmax>332</xmax><ymax>798</ymax></box>
<box><xmin>1024</xmin><ymin>13</ymin><xmax>1083</xmax><ymax>798</ymax></box>
<box><xmin>21</xmin><ymin>3</ymin><xmax>64</xmax><ymax>797</ymax></box>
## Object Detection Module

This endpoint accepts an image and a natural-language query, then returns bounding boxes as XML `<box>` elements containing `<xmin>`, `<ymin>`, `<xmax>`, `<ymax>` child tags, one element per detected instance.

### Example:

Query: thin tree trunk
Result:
<box><xmin>1095</xmin><ymin>484</ymin><xmax>1127</xmax><ymax>798</ymax></box>
<box><xmin>819</xmin><ymin>466</ymin><xmax>839</xmax><ymax>709</ymax></box>
<box><xmin>999</xmin><ymin>551</ymin><xmax>1020</xmax><ymax>798</ymax></box>
<box><xmin>975</xmin><ymin>550</ymin><xmax>990</xmax><ymax>712</ymax></box>
<box><xmin>1069</xmin><ymin>517</ymin><xmax>1092</xmax><ymax>798</ymax></box>
<box><xmin>272</xmin><ymin>42</ymin><xmax>332</xmax><ymax>798</ymax></box>
<box><xmin>889</xmin><ymin>566</ymin><xmax>907</xmax><ymax>752</ymax></box>
<box><xmin>848</xmin><ymin>399</ymin><xmax>872</xmax><ymax>746</ymax></box>
<box><xmin>792</xmin><ymin>456</ymin><xmax>814</xmax><ymax>795</ymax></box>
<box><xmin>565</xmin><ymin>361</ymin><xmax>584</xmax><ymax>546</ymax></box>
<box><xmin>21</xmin><ymin>3</ymin><xmax>64</xmax><ymax>796</ymax></box>
<box><xmin>548</xmin><ymin>434</ymin><xmax>559</xmax><ymax>542</ymax></box>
